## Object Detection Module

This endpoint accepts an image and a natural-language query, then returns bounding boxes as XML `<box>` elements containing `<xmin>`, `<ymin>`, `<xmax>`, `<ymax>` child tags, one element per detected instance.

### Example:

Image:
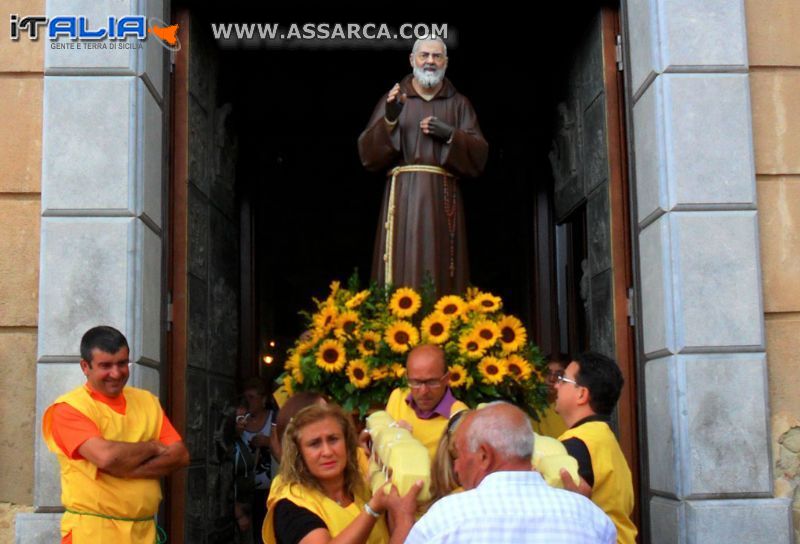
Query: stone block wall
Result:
<box><xmin>0</xmin><ymin>0</ymin><xmax>44</xmax><ymax>540</ymax></box>
<box><xmin>626</xmin><ymin>0</ymin><xmax>793</xmax><ymax>541</ymax></box>
<box><xmin>746</xmin><ymin>0</ymin><xmax>800</xmax><ymax>540</ymax></box>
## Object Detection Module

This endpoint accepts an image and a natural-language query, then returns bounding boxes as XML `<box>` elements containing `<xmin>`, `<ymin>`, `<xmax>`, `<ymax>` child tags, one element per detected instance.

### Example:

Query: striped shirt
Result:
<box><xmin>404</xmin><ymin>470</ymin><xmax>616</xmax><ymax>544</ymax></box>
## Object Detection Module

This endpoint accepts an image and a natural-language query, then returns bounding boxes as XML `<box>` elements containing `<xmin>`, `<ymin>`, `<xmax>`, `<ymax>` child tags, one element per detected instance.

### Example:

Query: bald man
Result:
<box><xmin>384</xmin><ymin>344</ymin><xmax>468</xmax><ymax>459</ymax></box>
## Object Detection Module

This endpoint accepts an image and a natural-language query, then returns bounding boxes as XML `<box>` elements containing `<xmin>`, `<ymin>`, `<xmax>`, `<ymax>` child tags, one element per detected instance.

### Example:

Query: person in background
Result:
<box><xmin>237</xmin><ymin>377</ymin><xmax>277</xmax><ymax>542</ymax></box>
<box><xmin>532</xmin><ymin>353</ymin><xmax>569</xmax><ymax>438</ymax></box>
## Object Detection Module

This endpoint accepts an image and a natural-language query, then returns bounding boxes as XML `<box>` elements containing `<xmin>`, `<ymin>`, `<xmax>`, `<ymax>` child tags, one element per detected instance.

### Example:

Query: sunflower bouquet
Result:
<box><xmin>278</xmin><ymin>276</ymin><xmax>550</xmax><ymax>419</ymax></box>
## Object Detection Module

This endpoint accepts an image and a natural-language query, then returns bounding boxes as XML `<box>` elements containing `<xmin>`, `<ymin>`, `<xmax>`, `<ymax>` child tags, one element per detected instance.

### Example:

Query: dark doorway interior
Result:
<box><xmin>205</xmin><ymin>6</ymin><xmax>604</xmax><ymax>372</ymax></box>
<box><xmin>172</xmin><ymin>4</ymin><xmax>638</xmax><ymax>542</ymax></box>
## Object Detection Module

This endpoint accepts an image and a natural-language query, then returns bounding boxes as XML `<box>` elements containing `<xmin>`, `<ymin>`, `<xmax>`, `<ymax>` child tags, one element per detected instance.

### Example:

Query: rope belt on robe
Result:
<box><xmin>384</xmin><ymin>165</ymin><xmax>457</xmax><ymax>286</ymax></box>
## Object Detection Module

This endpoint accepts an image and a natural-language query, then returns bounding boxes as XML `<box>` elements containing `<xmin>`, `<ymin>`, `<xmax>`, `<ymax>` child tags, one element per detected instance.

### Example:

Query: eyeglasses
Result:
<box><xmin>446</xmin><ymin>409</ymin><xmax>469</xmax><ymax>435</ymax></box>
<box><xmin>556</xmin><ymin>375</ymin><xmax>580</xmax><ymax>386</ymax></box>
<box><xmin>407</xmin><ymin>376</ymin><xmax>447</xmax><ymax>389</ymax></box>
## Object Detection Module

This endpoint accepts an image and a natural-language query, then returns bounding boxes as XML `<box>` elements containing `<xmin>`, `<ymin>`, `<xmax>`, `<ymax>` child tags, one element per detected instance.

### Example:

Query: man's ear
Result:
<box><xmin>79</xmin><ymin>359</ymin><xmax>90</xmax><ymax>375</ymax></box>
<box><xmin>576</xmin><ymin>386</ymin><xmax>591</xmax><ymax>407</ymax></box>
<box><xmin>478</xmin><ymin>443</ymin><xmax>493</xmax><ymax>469</ymax></box>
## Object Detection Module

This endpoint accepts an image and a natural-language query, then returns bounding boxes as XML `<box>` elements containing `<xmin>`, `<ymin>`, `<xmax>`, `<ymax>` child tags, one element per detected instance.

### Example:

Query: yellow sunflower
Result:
<box><xmin>448</xmin><ymin>364</ymin><xmax>467</xmax><ymax>388</ymax></box>
<box><xmin>358</xmin><ymin>331</ymin><xmax>381</xmax><ymax>356</ymax></box>
<box><xmin>391</xmin><ymin>363</ymin><xmax>406</xmax><ymax>379</ymax></box>
<box><xmin>420</xmin><ymin>312</ymin><xmax>451</xmax><ymax>344</ymax></box>
<box><xmin>316</xmin><ymin>339</ymin><xmax>346</xmax><ymax>373</ymax></box>
<box><xmin>478</xmin><ymin>356</ymin><xmax>508</xmax><ymax>385</ymax></box>
<box><xmin>497</xmin><ymin>315</ymin><xmax>527</xmax><ymax>353</ymax></box>
<box><xmin>334</xmin><ymin>311</ymin><xmax>360</xmax><ymax>339</ymax></box>
<box><xmin>473</xmin><ymin>319</ymin><xmax>500</xmax><ymax>348</ymax></box>
<box><xmin>458</xmin><ymin>332</ymin><xmax>486</xmax><ymax>359</ymax></box>
<box><xmin>286</xmin><ymin>353</ymin><xmax>304</xmax><ymax>384</ymax></box>
<box><xmin>346</xmin><ymin>359</ymin><xmax>371</xmax><ymax>388</ymax></box>
<box><xmin>385</xmin><ymin>321</ymin><xmax>419</xmax><ymax>354</ymax></box>
<box><xmin>282</xmin><ymin>374</ymin><xmax>294</xmax><ymax>396</ymax></box>
<box><xmin>313</xmin><ymin>305</ymin><xmax>338</xmax><ymax>333</ymax></box>
<box><xmin>371</xmin><ymin>365</ymin><xmax>391</xmax><ymax>381</ymax></box>
<box><xmin>345</xmin><ymin>289</ymin><xmax>370</xmax><ymax>309</ymax></box>
<box><xmin>465</xmin><ymin>286</ymin><xmax>482</xmax><ymax>301</ymax></box>
<box><xmin>434</xmin><ymin>295</ymin><xmax>467</xmax><ymax>319</ymax></box>
<box><xmin>506</xmin><ymin>354</ymin><xmax>533</xmax><ymax>382</ymax></box>
<box><xmin>295</xmin><ymin>338</ymin><xmax>316</xmax><ymax>356</ymax></box>
<box><xmin>470</xmin><ymin>292</ymin><xmax>502</xmax><ymax>313</ymax></box>
<box><xmin>389</xmin><ymin>287</ymin><xmax>422</xmax><ymax>318</ymax></box>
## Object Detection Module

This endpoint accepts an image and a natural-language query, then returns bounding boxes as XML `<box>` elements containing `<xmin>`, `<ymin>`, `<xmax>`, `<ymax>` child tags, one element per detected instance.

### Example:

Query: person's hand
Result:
<box><xmin>249</xmin><ymin>434</ymin><xmax>270</xmax><ymax>449</ymax></box>
<box><xmin>235</xmin><ymin>503</ymin><xmax>252</xmax><ymax>532</ymax></box>
<box><xmin>385</xmin><ymin>83</ymin><xmax>406</xmax><ymax>122</ymax></box>
<box><xmin>359</xmin><ymin>429</ymin><xmax>373</xmax><ymax>456</ymax></box>
<box><xmin>385</xmin><ymin>480</ymin><xmax>424</xmax><ymax>526</ymax></box>
<box><xmin>560</xmin><ymin>468</ymin><xmax>592</xmax><ymax>498</ymax></box>
<box><xmin>420</xmin><ymin>116</ymin><xmax>454</xmax><ymax>141</ymax></box>
<box><xmin>395</xmin><ymin>420</ymin><xmax>413</xmax><ymax>432</ymax></box>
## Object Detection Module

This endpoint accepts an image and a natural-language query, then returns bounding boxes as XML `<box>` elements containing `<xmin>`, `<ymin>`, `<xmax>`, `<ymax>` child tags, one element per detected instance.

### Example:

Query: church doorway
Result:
<box><xmin>167</xmin><ymin>3</ymin><xmax>640</xmax><ymax>541</ymax></box>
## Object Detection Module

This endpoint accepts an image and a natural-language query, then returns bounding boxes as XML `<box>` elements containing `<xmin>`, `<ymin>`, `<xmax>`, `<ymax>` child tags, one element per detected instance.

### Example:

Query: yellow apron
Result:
<box><xmin>43</xmin><ymin>386</ymin><xmax>164</xmax><ymax>543</ymax></box>
<box><xmin>532</xmin><ymin>403</ymin><xmax>567</xmax><ymax>439</ymax></box>
<box><xmin>262</xmin><ymin>479</ymin><xmax>389</xmax><ymax>544</ymax></box>
<box><xmin>560</xmin><ymin>421</ymin><xmax>638</xmax><ymax>544</ymax></box>
<box><xmin>385</xmin><ymin>388</ymin><xmax>468</xmax><ymax>461</ymax></box>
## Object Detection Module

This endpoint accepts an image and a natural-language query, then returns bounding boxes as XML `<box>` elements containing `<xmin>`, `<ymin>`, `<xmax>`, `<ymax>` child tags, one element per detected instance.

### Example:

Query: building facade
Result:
<box><xmin>1</xmin><ymin>0</ymin><xmax>798</xmax><ymax>542</ymax></box>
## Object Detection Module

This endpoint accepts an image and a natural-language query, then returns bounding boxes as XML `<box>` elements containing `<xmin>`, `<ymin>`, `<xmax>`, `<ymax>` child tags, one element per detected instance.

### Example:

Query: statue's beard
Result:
<box><xmin>413</xmin><ymin>64</ymin><xmax>446</xmax><ymax>89</ymax></box>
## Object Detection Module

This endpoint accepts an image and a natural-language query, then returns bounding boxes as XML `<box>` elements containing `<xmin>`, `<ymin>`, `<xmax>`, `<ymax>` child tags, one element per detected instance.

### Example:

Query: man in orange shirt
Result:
<box><xmin>43</xmin><ymin>326</ymin><xmax>190</xmax><ymax>543</ymax></box>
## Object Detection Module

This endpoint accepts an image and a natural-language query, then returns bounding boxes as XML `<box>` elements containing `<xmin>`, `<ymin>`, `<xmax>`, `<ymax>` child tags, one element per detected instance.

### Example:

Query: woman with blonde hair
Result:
<box><xmin>427</xmin><ymin>409</ymin><xmax>469</xmax><ymax>505</ymax></box>
<box><xmin>263</xmin><ymin>403</ymin><xmax>420</xmax><ymax>544</ymax></box>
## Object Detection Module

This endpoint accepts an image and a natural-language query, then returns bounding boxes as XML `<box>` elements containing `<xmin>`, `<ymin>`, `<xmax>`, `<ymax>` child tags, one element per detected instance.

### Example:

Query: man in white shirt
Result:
<box><xmin>397</xmin><ymin>402</ymin><xmax>616</xmax><ymax>544</ymax></box>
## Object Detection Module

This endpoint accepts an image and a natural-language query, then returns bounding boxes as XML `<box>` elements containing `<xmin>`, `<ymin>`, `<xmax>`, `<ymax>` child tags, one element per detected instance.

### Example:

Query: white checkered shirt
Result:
<box><xmin>404</xmin><ymin>470</ymin><xmax>616</xmax><ymax>544</ymax></box>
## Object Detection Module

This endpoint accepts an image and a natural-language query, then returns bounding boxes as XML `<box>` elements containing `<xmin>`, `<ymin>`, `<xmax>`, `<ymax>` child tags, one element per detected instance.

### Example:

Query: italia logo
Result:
<box><xmin>10</xmin><ymin>15</ymin><xmax>181</xmax><ymax>51</ymax></box>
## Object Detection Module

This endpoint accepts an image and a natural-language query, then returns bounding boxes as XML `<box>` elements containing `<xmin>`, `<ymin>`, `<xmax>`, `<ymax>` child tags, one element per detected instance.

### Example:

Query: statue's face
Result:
<box><xmin>410</xmin><ymin>40</ymin><xmax>447</xmax><ymax>89</ymax></box>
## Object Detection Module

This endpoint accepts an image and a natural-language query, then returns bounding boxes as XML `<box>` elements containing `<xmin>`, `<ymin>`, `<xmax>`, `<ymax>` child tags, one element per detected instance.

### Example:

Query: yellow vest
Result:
<box><xmin>385</xmin><ymin>388</ymin><xmax>468</xmax><ymax>461</ymax></box>
<box><xmin>559</xmin><ymin>421</ymin><xmax>637</xmax><ymax>544</ymax></box>
<box><xmin>532</xmin><ymin>403</ymin><xmax>567</xmax><ymax>438</ymax></box>
<box><xmin>262</xmin><ymin>479</ymin><xmax>389</xmax><ymax>544</ymax></box>
<box><xmin>42</xmin><ymin>385</ymin><xmax>164</xmax><ymax>543</ymax></box>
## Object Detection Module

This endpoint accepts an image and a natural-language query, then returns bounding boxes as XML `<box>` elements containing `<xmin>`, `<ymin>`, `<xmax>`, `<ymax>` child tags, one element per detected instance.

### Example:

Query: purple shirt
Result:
<box><xmin>405</xmin><ymin>387</ymin><xmax>458</xmax><ymax>420</ymax></box>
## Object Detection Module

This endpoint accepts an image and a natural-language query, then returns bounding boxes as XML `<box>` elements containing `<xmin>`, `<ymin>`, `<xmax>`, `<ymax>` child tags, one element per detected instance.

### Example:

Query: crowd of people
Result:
<box><xmin>245</xmin><ymin>343</ymin><xmax>635</xmax><ymax>544</ymax></box>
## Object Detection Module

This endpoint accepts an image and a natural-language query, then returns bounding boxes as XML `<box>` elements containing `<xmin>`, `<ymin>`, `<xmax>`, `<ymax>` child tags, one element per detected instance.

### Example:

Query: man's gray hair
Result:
<box><xmin>411</xmin><ymin>36</ymin><xmax>448</xmax><ymax>58</ymax></box>
<box><xmin>465</xmin><ymin>401</ymin><xmax>534</xmax><ymax>459</ymax></box>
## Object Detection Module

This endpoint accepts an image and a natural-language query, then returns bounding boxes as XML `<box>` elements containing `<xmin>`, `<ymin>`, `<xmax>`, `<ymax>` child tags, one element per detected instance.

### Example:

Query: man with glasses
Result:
<box><xmin>554</xmin><ymin>351</ymin><xmax>637</xmax><ymax>544</ymax></box>
<box><xmin>42</xmin><ymin>326</ymin><xmax>189</xmax><ymax>543</ymax></box>
<box><xmin>384</xmin><ymin>344</ymin><xmax>468</xmax><ymax>460</ymax></box>
<box><xmin>358</xmin><ymin>36</ymin><xmax>488</xmax><ymax>297</ymax></box>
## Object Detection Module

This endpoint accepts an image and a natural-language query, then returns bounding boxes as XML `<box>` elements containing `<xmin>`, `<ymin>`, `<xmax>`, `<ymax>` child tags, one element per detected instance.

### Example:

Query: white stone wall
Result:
<box><xmin>16</xmin><ymin>0</ymin><xmax>166</xmax><ymax>541</ymax></box>
<box><xmin>625</xmin><ymin>0</ymin><xmax>793</xmax><ymax>541</ymax></box>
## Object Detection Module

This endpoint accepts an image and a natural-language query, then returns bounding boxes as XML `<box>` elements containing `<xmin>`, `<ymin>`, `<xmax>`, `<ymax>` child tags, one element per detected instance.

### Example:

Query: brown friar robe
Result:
<box><xmin>358</xmin><ymin>74</ymin><xmax>489</xmax><ymax>297</ymax></box>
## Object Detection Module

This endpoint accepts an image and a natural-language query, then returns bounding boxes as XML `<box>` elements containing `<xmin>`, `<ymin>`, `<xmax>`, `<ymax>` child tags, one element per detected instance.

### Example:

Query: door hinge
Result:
<box><xmin>626</xmin><ymin>287</ymin><xmax>635</xmax><ymax>326</ymax></box>
<box><xmin>615</xmin><ymin>34</ymin><xmax>624</xmax><ymax>72</ymax></box>
<box><xmin>166</xmin><ymin>292</ymin><xmax>174</xmax><ymax>332</ymax></box>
